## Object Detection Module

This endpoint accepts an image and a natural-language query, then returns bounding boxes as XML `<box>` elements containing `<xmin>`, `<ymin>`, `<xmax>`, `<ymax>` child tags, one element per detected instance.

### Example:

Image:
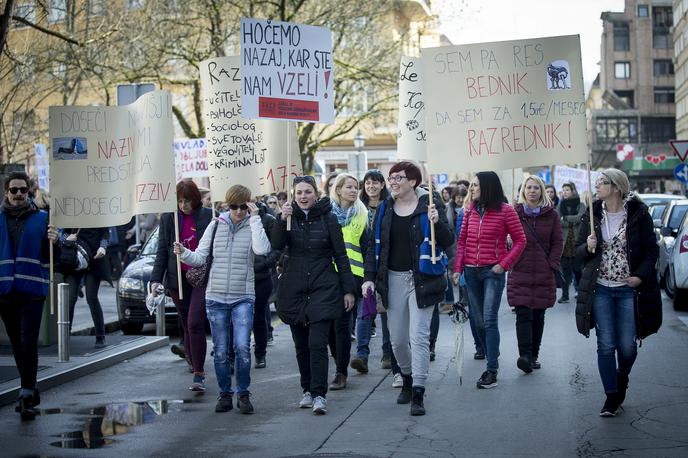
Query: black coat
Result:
<box><xmin>254</xmin><ymin>202</ymin><xmax>280</xmax><ymax>282</ymax></box>
<box><xmin>63</xmin><ymin>227</ymin><xmax>111</xmax><ymax>282</ymax></box>
<box><xmin>575</xmin><ymin>197</ymin><xmax>662</xmax><ymax>339</ymax></box>
<box><xmin>151</xmin><ymin>207</ymin><xmax>213</xmax><ymax>290</ymax></box>
<box><xmin>364</xmin><ymin>190</ymin><xmax>454</xmax><ymax>309</ymax></box>
<box><xmin>271</xmin><ymin>197</ymin><xmax>356</xmax><ymax>326</ymax></box>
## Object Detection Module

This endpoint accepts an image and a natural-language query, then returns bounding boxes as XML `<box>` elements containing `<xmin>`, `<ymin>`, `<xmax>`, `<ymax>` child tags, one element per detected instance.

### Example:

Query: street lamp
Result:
<box><xmin>353</xmin><ymin>130</ymin><xmax>365</xmax><ymax>180</ymax></box>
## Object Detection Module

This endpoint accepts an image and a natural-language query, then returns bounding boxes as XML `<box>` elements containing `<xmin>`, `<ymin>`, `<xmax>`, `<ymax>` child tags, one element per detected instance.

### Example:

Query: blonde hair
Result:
<box><xmin>225</xmin><ymin>185</ymin><xmax>251</xmax><ymax>205</ymax></box>
<box><xmin>33</xmin><ymin>188</ymin><xmax>50</xmax><ymax>210</ymax></box>
<box><xmin>518</xmin><ymin>175</ymin><xmax>551</xmax><ymax>207</ymax></box>
<box><xmin>330</xmin><ymin>173</ymin><xmax>367</xmax><ymax>220</ymax></box>
<box><xmin>600</xmin><ymin>168</ymin><xmax>630</xmax><ymax>199</ymax></box>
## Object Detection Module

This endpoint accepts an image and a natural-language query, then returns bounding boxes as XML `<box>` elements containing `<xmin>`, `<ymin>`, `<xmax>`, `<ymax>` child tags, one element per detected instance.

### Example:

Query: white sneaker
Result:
<box><xmin>312</xmin><ymin>396</ymin><xmax>327</xmax><ymax>415</ymax></box>
<box><xmin>299</xmin><ymin>392</ymin><xmax>313</xmax><ymax>408</ymax></box>
<box><xmin>392</xmin><ymin>373</ymin><xmax>403</xmax><ymax>388</ymax></box>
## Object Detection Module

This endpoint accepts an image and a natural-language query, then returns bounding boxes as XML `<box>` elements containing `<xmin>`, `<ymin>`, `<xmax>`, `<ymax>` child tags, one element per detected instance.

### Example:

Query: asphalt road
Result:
<box><xmin>2</xmin><ymin>293</ymin><xmax>688</xmax><ymax>457</ymax></box>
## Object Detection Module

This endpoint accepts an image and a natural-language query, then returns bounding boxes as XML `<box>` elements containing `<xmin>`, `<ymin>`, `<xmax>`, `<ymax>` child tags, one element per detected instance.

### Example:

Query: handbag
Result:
<box><xmin>56</xmin><ymin>229</ymin><xmax>82</xmax><ymax>273</ymax></box>
<box><xmin>185</xmin><ymin>221</ymin><xmax>219</xmax><ymax>289</ymax></box>
<box><xmin>521</xmin><ymin>217</ymin><xmax>566</xmax><ymax>286</ymax></box>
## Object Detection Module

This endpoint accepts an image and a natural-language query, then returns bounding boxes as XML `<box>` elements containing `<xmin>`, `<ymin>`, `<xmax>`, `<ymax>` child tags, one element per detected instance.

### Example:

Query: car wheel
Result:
<box><xmin>665</xmin><ymin>267</ymin><xmax>675</xmax><ymax>299</ymax></box>
<box><xmin>121</xmin><ymin>321</ymin><xmax>144</xmax><ymax>335</ymax></box>
<box><xmin>674</xmin><ymin>288</ymin><xmax>688</xmax><ymax>311</ymax></box>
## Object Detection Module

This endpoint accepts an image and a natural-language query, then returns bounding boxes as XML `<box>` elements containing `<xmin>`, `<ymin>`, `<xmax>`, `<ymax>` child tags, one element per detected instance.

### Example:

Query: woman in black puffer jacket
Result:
<box><xmin>575</xmin><ymin>169</ymin><xmax>661</xmax><ymax>418</ymax></box>
<box><xmin>272</xmin><ymin>176</ymin><xmax>356</xmax><ymax>416</ymax></box>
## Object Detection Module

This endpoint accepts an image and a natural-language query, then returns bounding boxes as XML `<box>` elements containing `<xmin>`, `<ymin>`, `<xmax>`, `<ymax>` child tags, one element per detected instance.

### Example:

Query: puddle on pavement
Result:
<box><xmin>49</xmin><ymin>399</ymin><xmax>194</xmax><ymax>449</ymax></box>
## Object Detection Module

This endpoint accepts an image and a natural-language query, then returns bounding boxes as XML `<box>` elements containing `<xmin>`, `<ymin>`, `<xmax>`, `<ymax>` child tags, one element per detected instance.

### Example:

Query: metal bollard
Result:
<box><xmin>155</xmin><ymin>292</ymin><xmax>166</xmax><ymax>337</ymax></box>
<box><xmin>57</xmin><ymin>283</ymin><xmax>70</xmax><ymax>362</ymax></box>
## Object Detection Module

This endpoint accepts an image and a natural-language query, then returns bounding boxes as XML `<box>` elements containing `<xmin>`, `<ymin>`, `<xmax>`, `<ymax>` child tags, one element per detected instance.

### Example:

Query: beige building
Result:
<box><xmin>587</xmin><ymin>0</ymin><xmax>680</xmax><ymax>192</ymax></box>
<box><xmin>674</xmin><ymin>0</ymin><xmax>688</xmax><ymax>139</ymax></box>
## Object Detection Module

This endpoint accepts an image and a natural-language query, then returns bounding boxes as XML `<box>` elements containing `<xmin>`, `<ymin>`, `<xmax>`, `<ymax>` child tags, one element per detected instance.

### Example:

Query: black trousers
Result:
<box><xmin>0</xmin><ymin>292</ymin><xmax>45</xmax><ymax>391</ymax></box>
<box><xmin>515</xmin><ymin>306</ymin><xmax>546</xmax><ymax>360</ymax></box>
<box><xmin>290</xmin><ymin>320</ymin><xmax>331</xmax><ymax>398</ymax></box>
<box><xmin>430</xmin><ymin>303</ymin><xmax>440</xmax><ymax>344</ymax></box>
<box><xmin>230</xmin><ymin>276</ymin><xmax>273</xmax><ymax>359</ymax></box>
<box><xmin>329</xmin><ymin>307</ymin><xmax>353</xmax><ymax>376</ymax></box>
<box><xmin>64</xmin><ymin>271</ymin><xmax>105</xmax><ymax>338</ymax></box>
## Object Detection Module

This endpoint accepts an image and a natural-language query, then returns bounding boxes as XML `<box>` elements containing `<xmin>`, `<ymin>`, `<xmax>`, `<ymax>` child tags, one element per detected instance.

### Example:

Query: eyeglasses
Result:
<box><xmin>9</xmin><ymin>187</ymin><xmax>29</xmax><ymax>195</ymax></box>
<box><xmin>595</xmin><ymin>180</ymin><xmax>611</xmax><ymax>187</ymax></box>
<box><xmin>229</xmin><ymin>204</ymin><xmax>248</xmax><ymax>210</ymax></box>
<box><xmin>293</xmin><ymin>176</ymin><xmax>316</xmax><ymax>185</ymax></box>
<box><xmin>387</xmin><ymin>175</ymin><xmax>408</xmax><ymax>183</ymax></box>
<box><xmin>267</xmin><ymin>201</ymin><xmax>277</xmax><ymax>205</ymax></box>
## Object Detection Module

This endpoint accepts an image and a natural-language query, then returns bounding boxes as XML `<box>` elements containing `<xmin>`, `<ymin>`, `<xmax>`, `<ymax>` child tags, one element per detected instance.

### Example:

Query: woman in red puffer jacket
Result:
<box><xmin>507</xmin><ymin>175</ymin><xmax>563</xmax><ymax>375</ymax></box>
<box><xmin>453</xmin><ymin>171</ymin><xmax>526</xmax><ymax>389</ymax></box>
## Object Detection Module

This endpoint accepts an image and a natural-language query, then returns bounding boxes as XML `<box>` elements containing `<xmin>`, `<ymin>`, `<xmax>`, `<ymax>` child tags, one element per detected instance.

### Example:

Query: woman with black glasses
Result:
<box><xmin>272</xmin><ymin>176</ymin><xmax>356</xmax><ymax>415</ymax></box>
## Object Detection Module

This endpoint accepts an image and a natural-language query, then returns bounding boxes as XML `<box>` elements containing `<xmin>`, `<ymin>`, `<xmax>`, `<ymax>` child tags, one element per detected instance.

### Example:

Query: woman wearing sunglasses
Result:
<box><xmin>362</xmin><ymin>161</ymin><xmax>455</xmax><ymax>416</ymax></box>
<box><xmin>575</xmin><ymin>169</ymin><xmax>661</xmax><ymax>417</ymax></box>
<box><xmin>174</xmin><ymin>185</ymin><xmax>271</xmax><ymax>415</ymax></box>
<box><xmin>272</xmin><ymin>175</ymin><xmax>356</xmax><ymax>415</ymax></box>
<box><xmin>152</xmin><ymin>181</ymin><xmax>213</xmax><ymax>392</ymax></box>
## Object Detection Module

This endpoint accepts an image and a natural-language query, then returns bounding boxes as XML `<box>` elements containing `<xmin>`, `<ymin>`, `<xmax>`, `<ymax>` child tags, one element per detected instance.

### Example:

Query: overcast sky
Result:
<box><xmin>435</xmin><ymin>0</ymin><xmax>626</xmax><ymax>92</ymax></box>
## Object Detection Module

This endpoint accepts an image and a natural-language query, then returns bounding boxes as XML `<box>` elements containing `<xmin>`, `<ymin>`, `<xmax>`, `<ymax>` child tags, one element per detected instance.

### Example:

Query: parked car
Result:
<box><xmin>117</xmin><ymin>227</ymin><xmax>178</xmax><ymax>334</ymax></box>
<box><xmin>665</xmin><ymin>212</ymin><xmax>688</xmax><ymax>309</ymax></box>
<box><xmin>638</xmin><ymin>193</ymin><xmax>684</xmax><ymax>207</ymax></box>
<box><xmin>657</xmin><ymin>199</ymin><xmax>688</xmax><ymax>293</ymax></box>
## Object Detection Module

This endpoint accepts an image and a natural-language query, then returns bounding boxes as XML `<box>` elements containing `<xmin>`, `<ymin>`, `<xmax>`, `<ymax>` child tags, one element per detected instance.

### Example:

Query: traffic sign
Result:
<box><xmin>669</xmin><ymin>140</ymin><xmax>688</xmax><ymax>162</ymax></box>
<box><xmin>675</xmin><ymin>163</ymin><xmax>688</xmax><ymax>184</ymax></box>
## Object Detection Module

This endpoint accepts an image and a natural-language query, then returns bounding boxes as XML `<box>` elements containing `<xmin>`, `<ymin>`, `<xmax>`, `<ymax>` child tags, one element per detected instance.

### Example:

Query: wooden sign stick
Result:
<box><xmin>174</xmin><ymin>210</ymin><xmax>184</xmax><ymax>300</ymax></box>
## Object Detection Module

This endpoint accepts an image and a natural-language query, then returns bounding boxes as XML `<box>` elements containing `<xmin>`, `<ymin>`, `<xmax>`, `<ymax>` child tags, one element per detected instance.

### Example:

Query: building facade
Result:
<box><xmin>588</xmin><ymin>0</ymin><xmax>681</xmax><ymax>192</ymax></box>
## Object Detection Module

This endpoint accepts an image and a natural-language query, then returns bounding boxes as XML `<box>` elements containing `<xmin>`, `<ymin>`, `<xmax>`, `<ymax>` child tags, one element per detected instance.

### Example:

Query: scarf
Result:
<box><xmin>559</xmin><ymin>195</ymin><xmax>581</xmax><ymax>217</ymax></box>
<box><xmin>523</xmin><ymin>205</ymin><xmax>541</xmax><ymax>217</ymax></box>
<box><xmin>331</xmin><ymin>201</ymin><xmax>356</xmax><ymax>227</ymax></box>
<box><xmin>0</xmin><ymin>198</ymin><xmax>32</xmax><ymax>217</ymax></box>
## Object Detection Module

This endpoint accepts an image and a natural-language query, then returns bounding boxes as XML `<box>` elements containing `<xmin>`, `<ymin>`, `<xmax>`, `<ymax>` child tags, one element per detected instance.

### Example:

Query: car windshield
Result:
<box><xmin>140</xmin><ymin>228</ymin><xmax>159</xmax><ymax>256</ymax></box>
<box><xmin>669</xmin><ymin>205</ymin><xmax>688</xmax><ymax>230</ymax></box>
<box><xmin>651</xmin><ymin>205</ymin><xmax>666</xmax><ymax>219</ymax></box>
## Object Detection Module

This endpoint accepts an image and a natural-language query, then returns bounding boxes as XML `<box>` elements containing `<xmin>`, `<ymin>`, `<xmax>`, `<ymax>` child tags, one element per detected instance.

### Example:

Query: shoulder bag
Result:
<box><xmin>185</xmin><ymin>221</ymin><xmax>219</xmax><ymax>289</ymax></box>
<box><xmin>521</xmin><ymin>217</ymin><xmax>566</xmax><ymax>286</ymax></box>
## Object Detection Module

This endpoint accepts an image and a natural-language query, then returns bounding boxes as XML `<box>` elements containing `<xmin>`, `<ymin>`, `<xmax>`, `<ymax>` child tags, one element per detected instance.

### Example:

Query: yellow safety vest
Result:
<box><xmin>340</xmin><ymin>211</ymin><xmax>367</xmax><ymax>277</ymax></box>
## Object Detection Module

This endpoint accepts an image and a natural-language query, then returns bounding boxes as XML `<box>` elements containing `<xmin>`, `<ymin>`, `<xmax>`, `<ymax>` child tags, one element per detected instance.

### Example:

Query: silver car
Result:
<box><xmin>665</xmin><ymin>211</ymin><xmax>688</xmax><ymax>309</ymax></box>
<box><xmin>657</xmin><ymin>199</ymin><xmax>688</xmax><ymax>294</ymax></box>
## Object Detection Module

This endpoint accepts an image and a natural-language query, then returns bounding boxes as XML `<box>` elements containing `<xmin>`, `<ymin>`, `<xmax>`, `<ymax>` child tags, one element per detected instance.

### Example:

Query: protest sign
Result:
<box><xmin>200</xmin><ymin>56</ymin><xmax>302</xmax><ymax>201</ymax></box>
<box><xmin>49</xmin><ymin>90</ymin><xmax>176</xmax><ymax>228</ymax></box>
<box><xmin>422</xmin><ymin>35</ymin><xmax>587</xmax><ymax>173</ymax></box>
<box><xmin>34</xmin><ymin>143</ymin><xmax>49</xmax><ymax>191</ymax></box>
<box><xmin>397</xmin><ymin>56</ymin><xmax>427</xmax><ymax>162</ymax></box>
<box><xmin>553</xmin><ymin>165</ymin><xmax>601</xmax><ymax>195</ymax></box>
<box><xmin>174</xmin><ymin>138</ymin><xmax>208</xmax><ymax>181</ymax></box>
<box><xmin>240</xmin><ymin>17</ymin><xmax>334</xmax><ymax>124</ymax></box>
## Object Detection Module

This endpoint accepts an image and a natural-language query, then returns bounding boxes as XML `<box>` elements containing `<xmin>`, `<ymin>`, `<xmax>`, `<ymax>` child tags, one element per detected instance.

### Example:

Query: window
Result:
<box><xmin>654</xmin><ymin>87</ymin><xmax>675</xmax><ymax>104</ymax></box>
<box><xmin>653</xmin><ymin>6</ymin><xmax>673</xmax><ymax>28</ymax></box>
<box><xmin>614</xmin><ymin>62</ymin><xmax>631</xmax><ymax>79</ymax></box>
<box><xmin>89</xmin><ymin>0</ymin><xmax>105</xmax><ymax>16</ymax></box>
<box><xmin>638</xmin><ymin>4</ymin><xmax>649</xmax><ymax>17</ymax></box>
<box><xmin>613</xmin><ymin>22</ymin><xmax>630</xmax><ymax>51</ymax></box>
<box><xmin>48</xmin><ymin>0</ymin><xmax>66</xmax><ymax>23</ymax></box>
<box><xmin>641</xmin><ymin>117</ymin><xmax>675</xmax><ymax>142</ymax></box>
<box><xmin>654</xmin><ymin>59</ymin><xmax>675</xmax><ymax>76</ymax></box>
<box><xmin>654</xmin><ymin>31</ymin><xmax>671</xmax><ymax>49</ymax></box>
<box><xmin>14</xmin><ymin>3</ymin><xmax>36</xmax><ymax>27</ymax></box>
<box><xmin>614</xmin><ymin>90</ymin><xmax>634</xmax><ymax>108</ymax></box>
<box><xmin>127</xmin><ymin>0</ymin><xmax>144</xmax><ymax>9</ymax></box>
<box><xmin>338</xmin><ymin>83</ymin><xmax>375</xmax><ymax>117</ymax></box>
<box><xmin>595</xmin><ymin>118</ymin><xmax>638</xmax><ymax>145</ymax></box>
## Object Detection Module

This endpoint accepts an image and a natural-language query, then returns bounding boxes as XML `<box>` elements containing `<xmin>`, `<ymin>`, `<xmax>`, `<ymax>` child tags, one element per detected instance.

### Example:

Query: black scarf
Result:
<box><xmin>559</xmin><ymin>195</ymin><xmax>580</xmax><ymax>217</ymax></box>
<box><xmin>0</xmin><ymin>198</ymin><xmax>33</xmax><ymax>217</ymax></box>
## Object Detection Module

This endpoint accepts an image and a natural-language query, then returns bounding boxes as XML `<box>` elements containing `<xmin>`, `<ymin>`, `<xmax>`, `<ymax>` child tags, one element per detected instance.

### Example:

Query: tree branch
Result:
<box><xmin>11</xmin><ymin>15</ymin><xmax>81</xmax><ymax>46</ymax></box>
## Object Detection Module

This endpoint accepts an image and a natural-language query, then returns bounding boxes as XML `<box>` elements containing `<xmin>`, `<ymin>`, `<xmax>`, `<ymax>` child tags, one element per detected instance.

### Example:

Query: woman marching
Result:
<box><xmin>575</xmin><ymin>169</ymin><xmax>661</xmax><ymax>417</ymax></box>
<box><xmin>362</xmin><ymin>161</ymin><xmax>454</xmax><ymax>416</ymax></box>
<box><xmin>558</xmin><ymin>181</ymin><xmax>586</xmax><ymax>303</ymax></box>
<box><xmin>328</xmin><ymin>174</ymin><xmax>372</xmax><ymax>381</ymax></box>
<box><xmin>273</xmin><ymin>176</ymin><xmax>356</xmax><ymax>415</ymax></box>
<box><xmin>174</xmin><ymin>185</ymin><xmax>271</xmax><ymax>414</ymax></box>
<box><xmin>152</xmin><ymin>181</ymin><xmax>212</xmax><ymax>391</ymax></box>
<box><xmin>453</xmin><ymin>171</ymin><xmax>526</xmax><ymax>389</ymax></box>
<box><xmin>507</xmin><ymin>176</ymin><xmax>563</xmax><ymax>374</ymax></box>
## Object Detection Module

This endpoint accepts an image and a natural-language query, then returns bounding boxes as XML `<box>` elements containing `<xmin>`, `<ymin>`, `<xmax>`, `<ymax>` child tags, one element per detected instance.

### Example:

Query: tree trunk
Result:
<box><xmin>0</xmin><ymin>0</ymin><xmax>15</xmax><ymax>55</ymax></box>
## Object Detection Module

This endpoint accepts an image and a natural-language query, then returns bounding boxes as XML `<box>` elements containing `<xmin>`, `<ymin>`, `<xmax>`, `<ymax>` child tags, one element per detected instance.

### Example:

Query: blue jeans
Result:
<box><xmin>206</xmin><ymin>299</ymin><xmax>254</xmax><ymax>395</ymax></box>
<box><xmin>592</xmin><ymin>284</ymin><xmax>637</xmax><ymax>394</ymax></box>
<box><xmin>355</xmin><ymin>298</ymin><xmax>373</xmax><ymax>359</ymax></box>
<box><xmin>464</xmin><ymin>266</ymin><xmax>506</xmax><ymax>373</ymax></box>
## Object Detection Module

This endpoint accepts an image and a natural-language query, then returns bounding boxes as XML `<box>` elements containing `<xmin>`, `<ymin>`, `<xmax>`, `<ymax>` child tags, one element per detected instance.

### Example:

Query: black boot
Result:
<box><xmin>517</xmin><ymin>354</ymin><xmax>533</xmax><ymax>374</ymax></box>
<box><xmin>397</xmin><ymin>374</ymin><xmax>413</xmax><ymax>404</ymax></box>
<box><xmin>617</xmin><ymin>372</ymin><xmax>629</xmax><ymax>406</ymax></box>
<box><xmin>410</xmin><ymin>386</ymin><xmax>425</xmax><ymax>416</ymax></box>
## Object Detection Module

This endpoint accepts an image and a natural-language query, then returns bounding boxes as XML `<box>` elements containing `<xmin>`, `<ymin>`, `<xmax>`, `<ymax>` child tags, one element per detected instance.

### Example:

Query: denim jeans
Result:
<box><xmin>355</xmin><ymin>298</ymin><xmax>373</xmax><ymax>359</ymax></box>
<box><xmin>464</xmin><ymin>266</ymin><xmax>506</xmax><ymax>373</ymax></box>
<box><xmin>206</xmin><ymin>299</ymin><xmax>254</xmax><ymax>395</ymax></box>
<box><xmin>592</xmin><ymin>284</ymin><xmax>637</xmax><ymax>394</ymax></box>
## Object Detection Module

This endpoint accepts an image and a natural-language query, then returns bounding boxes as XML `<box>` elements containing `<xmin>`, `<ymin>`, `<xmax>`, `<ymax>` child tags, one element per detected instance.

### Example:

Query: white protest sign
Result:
<box><xmin>240</xmin><ymin>17</ymin><xmax>334</xmax><ymax>124</ymax></box>
<box><xmin>422</xmin><ymin>35</ymin><xmax>587</xmax><ymax>173</ymax></box>
<box><xmin>200</xmin><ymin>56</ymin><xmax>302</xmax><ymax>200</ymax></box>
<box><xmin>554</xmin><ymin>165</ymin><xmax>601</xmax><ymax>195</ymax></box>
<box><xmin>49</xmin><ymin>90</ymin><xmax>176</xmax><ymax>227</ymax></box>
<box><xmin>34</xmin><ymin>143</ymin><xmax>49</xmax><ymax>191</ymax></box>
<box><xmin>397</xmin><ymin>56</ymin><xmax>427</xmax><ymax>162</ymax></box>
<box><xmin>174</xmin><ymin>138</ymin><xmax>208</xmax><ymax>181</ymax></box>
